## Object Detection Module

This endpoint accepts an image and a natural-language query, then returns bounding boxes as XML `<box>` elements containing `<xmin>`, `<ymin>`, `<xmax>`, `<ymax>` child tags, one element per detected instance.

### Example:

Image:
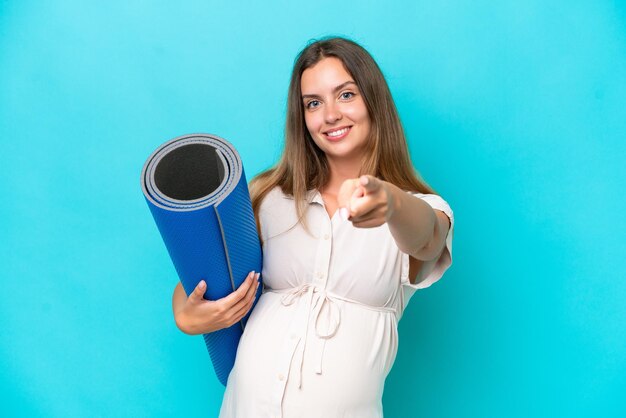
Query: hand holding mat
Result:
<box><xmin>178</xmin><ymin>271</ymin><xmax>260</xmax><ymax>334</ymax></box>
<box><xmin>140</xmin><ymin>133</ymin><xmax>263</xmax><ymax>386</ymax></box>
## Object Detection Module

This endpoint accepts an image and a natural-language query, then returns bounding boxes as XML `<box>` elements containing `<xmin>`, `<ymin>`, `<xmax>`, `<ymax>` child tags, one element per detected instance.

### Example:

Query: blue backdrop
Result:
<box><xmin>1</xmin><ymin>1</ymin><xmax>624</xmax><ymax>417</ymax></box>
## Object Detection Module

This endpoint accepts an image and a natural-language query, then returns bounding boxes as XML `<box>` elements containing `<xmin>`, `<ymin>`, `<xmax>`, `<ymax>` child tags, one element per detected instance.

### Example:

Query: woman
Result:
<box><xmin>172</xmin><ymin>37</ymin><xmax>454</xmax><ymax>417</ymax></box>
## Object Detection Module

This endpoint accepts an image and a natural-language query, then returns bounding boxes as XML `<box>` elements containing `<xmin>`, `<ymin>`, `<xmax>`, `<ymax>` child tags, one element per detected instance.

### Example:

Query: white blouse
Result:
<box><xmin>219</xmin><ymin>186</ymin><xmax>454</xmax><ymax>418</ymax></box>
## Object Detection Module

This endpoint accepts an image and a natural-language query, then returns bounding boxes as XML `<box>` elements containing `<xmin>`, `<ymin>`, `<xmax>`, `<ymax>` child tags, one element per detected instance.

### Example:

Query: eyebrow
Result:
<box><xmin>301</xmin><ymin>81</ymin><xmax>357</xmax><ymax>100</ymax></box>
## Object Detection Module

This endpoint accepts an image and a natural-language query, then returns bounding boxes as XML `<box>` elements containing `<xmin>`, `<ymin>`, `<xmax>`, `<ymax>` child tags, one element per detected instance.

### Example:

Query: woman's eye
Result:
<box><xmin>340</xmin><ymin>92</ymin><xmax>355</xmax><ymax>99</ymax></box>
<box><xmin>306</xmin><ymin>100</ymin><xmax>320</xmax><ymax>109</ymax></box>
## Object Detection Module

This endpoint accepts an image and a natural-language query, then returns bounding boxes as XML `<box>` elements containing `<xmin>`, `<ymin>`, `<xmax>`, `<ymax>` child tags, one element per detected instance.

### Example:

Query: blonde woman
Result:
<box><xmin>172</xmin><ymin>37</ymin><xmax>454</xmax><ymax>418</ymax></box>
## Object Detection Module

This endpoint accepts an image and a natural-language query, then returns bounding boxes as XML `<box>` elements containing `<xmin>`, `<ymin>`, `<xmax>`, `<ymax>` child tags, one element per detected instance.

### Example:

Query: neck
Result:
<box><xmin>322</xmin><ymin>155</ymin><xmax>363</xmax><ymax>195</ymax></box>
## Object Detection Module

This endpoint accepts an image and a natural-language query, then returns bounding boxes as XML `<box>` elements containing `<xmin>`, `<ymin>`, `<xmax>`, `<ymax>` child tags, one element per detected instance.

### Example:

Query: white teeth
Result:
<box><xmin>327</xmin><ymin>128</ymin><xmax>348</xmax><ymax>137</ymax></box>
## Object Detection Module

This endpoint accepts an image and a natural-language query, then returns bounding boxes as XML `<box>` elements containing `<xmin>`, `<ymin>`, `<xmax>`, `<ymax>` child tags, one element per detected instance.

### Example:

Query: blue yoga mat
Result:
<box><xmin>140</xmin><ymin>133</ymin><xmax>262</xmax><ymax>386</ymax></box>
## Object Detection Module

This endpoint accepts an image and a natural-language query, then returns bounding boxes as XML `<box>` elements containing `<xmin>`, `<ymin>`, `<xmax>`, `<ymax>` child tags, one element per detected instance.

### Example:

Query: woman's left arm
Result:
<box><xmin>339</xmin><ymin>175</ymin><xmax>450</xmax><ymax>261</ymax></box>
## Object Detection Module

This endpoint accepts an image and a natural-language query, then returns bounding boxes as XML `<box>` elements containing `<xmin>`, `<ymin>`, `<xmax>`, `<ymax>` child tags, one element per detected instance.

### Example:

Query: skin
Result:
<box><xmin>172</xmin><ymin>272</ymin><xmax>259</xmax><ymax>335</ymax></box>
<box><xmin>301</xmin><ymin>57</ymin><xmax>371</xmax><ymax>178</ymax></box>
<box><xmin>172</xmin><ymin>57</ymin><xmax>451</xmax><ymax>335</ymax></box>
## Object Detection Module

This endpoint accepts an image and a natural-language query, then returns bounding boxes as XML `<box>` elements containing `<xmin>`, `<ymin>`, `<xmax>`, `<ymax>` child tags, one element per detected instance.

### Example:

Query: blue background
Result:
<box><xmin>1</xmin><ymin>1</ymin><xmax>625</xmax><ymax>417</ymax></box>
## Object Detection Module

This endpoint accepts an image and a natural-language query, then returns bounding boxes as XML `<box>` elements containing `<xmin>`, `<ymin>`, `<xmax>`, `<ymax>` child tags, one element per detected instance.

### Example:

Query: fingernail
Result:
<box><xmin>255</xmin><ymin>273</ymin><xmax>261</xmax><ymax>281</ymax></box>
<box><xmin>340</xmin><ymin>207</ymin><xmax>349</xmax><ymax>221</ymax></box>
<box><xmin>198</xmin><ymin>280</ymin><xmax>205</xmax><ymax>287</ymax></box>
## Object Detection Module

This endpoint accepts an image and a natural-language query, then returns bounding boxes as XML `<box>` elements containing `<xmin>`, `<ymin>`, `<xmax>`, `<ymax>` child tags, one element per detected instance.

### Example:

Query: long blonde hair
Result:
<box><xmin>250</xmin><ymin>37</ymin><xmax>435</xmax><ymax>238</ymax></box>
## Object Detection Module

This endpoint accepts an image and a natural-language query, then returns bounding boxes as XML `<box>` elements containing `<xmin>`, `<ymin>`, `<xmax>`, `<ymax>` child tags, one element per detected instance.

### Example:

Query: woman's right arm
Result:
<box><xmin>172</xmin><ymin>271</ymin><xmax>260</xmax><ymax>335</ymax></box>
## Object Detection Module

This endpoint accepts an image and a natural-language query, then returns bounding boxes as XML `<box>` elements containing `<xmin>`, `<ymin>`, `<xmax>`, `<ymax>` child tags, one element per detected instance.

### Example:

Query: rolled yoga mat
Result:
<box><xmin>140</xmin><ymin>133</ymin><xmax>262</xmax><ymax>386</ymax></box>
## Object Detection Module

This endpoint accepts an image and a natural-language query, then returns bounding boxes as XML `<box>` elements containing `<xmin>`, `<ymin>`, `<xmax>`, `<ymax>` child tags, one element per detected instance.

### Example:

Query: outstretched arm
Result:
<box><xmin>338</xmin><ymin>175</ymin><xmax>450</xmax><ymax>261</ymax></box>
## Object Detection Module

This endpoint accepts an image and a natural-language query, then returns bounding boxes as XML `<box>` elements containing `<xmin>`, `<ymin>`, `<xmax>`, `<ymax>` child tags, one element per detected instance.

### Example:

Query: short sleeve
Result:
<box><xmin>400</xmin><ymin>193</ymin><xmax>454</xmax><ymax>304</ymax></box>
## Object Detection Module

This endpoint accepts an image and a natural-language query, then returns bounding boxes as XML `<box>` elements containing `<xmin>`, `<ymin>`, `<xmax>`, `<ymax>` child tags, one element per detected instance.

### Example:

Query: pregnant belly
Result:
<box><xmin>231</xmin><ymin>292</ymin><xmax>399</xmax><ymax>408</ymax></box>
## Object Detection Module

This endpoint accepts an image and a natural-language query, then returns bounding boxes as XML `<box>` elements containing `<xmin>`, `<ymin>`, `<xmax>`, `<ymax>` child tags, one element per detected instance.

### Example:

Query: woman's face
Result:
<box><xmin>300</xmin><ymin>57</ymin><xmax>371</xmax><ymax>162</ymax></box>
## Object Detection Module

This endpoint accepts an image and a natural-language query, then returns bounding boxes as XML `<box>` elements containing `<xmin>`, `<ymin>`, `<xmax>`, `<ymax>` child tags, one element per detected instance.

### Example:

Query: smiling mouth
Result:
<box><xmin>324</xmin><ymin>126</ymin><xmax>351</xmax><ymax>140</ymax></box>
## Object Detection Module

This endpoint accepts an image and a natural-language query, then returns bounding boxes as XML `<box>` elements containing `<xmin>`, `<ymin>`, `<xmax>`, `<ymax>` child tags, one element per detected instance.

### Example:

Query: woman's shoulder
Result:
<box><xmin>256</xmin><ymin>185</ymin><xmax>302</xmax><ymax>240</ymax></box>
<box><xmin>257</xmin><ymin>185</ymin><xmax>291</xmax><ymax>213</ymax></box>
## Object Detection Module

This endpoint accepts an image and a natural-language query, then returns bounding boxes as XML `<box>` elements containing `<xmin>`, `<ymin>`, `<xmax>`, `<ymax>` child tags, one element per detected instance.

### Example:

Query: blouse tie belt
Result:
<box><xmin>268</xmin><ymin>283</ymin><xmax>396</xmax><ymax>389</ymax></box>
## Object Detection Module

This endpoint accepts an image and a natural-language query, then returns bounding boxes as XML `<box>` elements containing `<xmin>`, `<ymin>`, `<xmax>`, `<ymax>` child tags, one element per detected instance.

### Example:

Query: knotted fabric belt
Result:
<box><xmin>267</xmin><ymin>283</ymin><xmax>396</xmax><ymax>389</ymax></box>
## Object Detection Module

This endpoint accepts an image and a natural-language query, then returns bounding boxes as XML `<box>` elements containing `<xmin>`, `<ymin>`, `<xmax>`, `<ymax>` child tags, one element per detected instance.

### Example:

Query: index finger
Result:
<box><xmin>220</xmin><ymin>271</ymin><xmax>256</xmax><ymax>308</ymax></box>
<box><xmin>359</xmin><ymin>175</ymin><xmax>380</xmax><ymax>194</ymax></box>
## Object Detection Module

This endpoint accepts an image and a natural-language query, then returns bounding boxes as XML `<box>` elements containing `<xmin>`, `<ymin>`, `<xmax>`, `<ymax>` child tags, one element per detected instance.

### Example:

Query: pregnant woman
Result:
<box><xmin>172</xmin><ymin>36</ymin><xmax>454</xmax><ymax>418</ymax></box>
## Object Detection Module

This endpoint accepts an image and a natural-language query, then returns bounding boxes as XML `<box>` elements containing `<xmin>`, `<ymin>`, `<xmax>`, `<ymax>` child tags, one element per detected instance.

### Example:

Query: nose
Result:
<box><xmin>324</xmin><ymin>102</ymin><xmax>342</xmax><ymax>124</ymax></box>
